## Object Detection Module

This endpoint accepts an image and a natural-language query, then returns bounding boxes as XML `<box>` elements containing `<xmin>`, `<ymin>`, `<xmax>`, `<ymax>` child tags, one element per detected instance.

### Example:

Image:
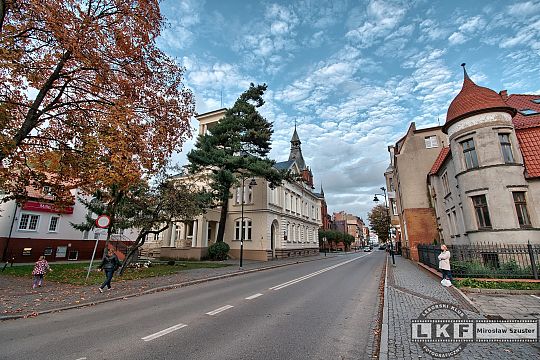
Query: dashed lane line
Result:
<box><xmin>206</xmin><ymin>305</ymin><xmax>234</xmax><ymax>316</ymax></box>
<box><xmin>141</xmin><ymin>323</ymin><xmax>188</xmax><ymax>341</ymax></box>
<box><xmin>245</xmin><ymin>293</ymin><xmax>264</xmax><ymax>300</ymax></box>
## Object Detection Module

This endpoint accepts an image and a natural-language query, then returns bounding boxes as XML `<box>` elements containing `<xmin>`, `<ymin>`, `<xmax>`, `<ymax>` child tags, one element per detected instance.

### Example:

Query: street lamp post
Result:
<box><xmin>373</xmin><ymin>187</ymin><xmax>395</xmax><ymax>266</ymax></box>
<box><xmin>240</xmin><ymin>175</ymin><xmax>257</xmax><ymax>269</ymax></box>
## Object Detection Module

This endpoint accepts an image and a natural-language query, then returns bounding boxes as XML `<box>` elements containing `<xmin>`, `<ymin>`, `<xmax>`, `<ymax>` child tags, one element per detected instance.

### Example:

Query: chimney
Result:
<box><xmin>499</xmin><ymin>90</ymin><xmax>508</xmax><ymax>101</ymax></box>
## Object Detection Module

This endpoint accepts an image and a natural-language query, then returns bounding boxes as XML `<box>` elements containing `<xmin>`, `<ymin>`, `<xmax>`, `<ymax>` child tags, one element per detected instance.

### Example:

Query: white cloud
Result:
<box><xmin>507</xmin><ymin>1</ymin><xmax>540</xmax><ymax>16</ymax></box>
<box><xmin>418</xmin><ymin>19</ymin><xmax>450</xmax><ymax>41</ymax></box>
<box><xmin>158</xmin><ymin>0</ymin><xmax>205</xmax><ymax>50</ymax></box>
<box><xmin>346</xmin><ymin>0</ymin><xmax>408</xmax><ymax>48</ymax></box>
<box><xmin>232</xmin><ymin>3</ymin><xmax>300</xmax><ymax>73</ymax></box>
<box><xmin>447</xmin><ymin>15</ymin><xmax>487</xmax><ymax>46</ymax></box>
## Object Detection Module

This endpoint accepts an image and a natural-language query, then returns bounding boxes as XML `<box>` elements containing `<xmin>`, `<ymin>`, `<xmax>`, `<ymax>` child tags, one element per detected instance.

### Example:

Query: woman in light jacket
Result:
<box><xmin>438</xmin><ymin>244</ymin><xmax>453</xmax><ymax>283</ymax></box>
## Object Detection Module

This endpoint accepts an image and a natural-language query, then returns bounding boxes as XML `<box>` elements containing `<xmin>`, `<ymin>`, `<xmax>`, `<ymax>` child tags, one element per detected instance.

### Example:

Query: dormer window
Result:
<box><xmin>519</xmin><ymin>109</ymin><xmax>539</xmax><ymax>116</ymax></box>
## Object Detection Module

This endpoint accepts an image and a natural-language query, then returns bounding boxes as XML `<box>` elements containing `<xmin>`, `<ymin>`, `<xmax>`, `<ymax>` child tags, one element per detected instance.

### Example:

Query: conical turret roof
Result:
<box><xmin>443</xmin><ymin>64</ymin><xmax>515</xmax><ymax>133</ymax></box>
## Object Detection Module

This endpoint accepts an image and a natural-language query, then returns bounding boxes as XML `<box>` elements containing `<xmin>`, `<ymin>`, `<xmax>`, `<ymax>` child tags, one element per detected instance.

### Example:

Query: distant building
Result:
<box><xmin>332</xmin><ymin>211</ymin><xmax>366</xmax><ymax>248</ymax></box>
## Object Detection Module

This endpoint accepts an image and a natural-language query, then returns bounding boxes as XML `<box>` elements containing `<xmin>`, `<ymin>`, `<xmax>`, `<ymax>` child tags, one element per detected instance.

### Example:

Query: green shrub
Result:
<box><xmin>167</xmin><ymin>260</ymin><xmax>175</xmax><ymax>266</ymax></box>
<box><xmin>208</xmin><ymin>242</ymin><xmax>230</xmax><ymax>261</ymax></box>
<box><xmin>452</xmin><ymin>259</ymin><xmax>533</xmax><ymax>279</ymax></box>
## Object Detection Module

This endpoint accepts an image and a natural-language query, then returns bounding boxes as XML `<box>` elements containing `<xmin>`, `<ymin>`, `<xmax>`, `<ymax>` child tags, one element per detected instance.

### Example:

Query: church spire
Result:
<box><xmin>288</xmin><ymin>124</ymin><xmax>306</xmax><ymax>170</ymax></box>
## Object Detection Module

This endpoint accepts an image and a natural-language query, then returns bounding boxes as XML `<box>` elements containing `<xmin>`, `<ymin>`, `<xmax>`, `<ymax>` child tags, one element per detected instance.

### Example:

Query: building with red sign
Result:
<box><xmin>0</xmin><ymin>186</ymin><xmax>137</xmax><ymax>263</ymax></box>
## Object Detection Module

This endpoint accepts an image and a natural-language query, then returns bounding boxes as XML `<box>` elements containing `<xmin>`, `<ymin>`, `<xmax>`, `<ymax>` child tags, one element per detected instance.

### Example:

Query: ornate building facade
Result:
<box><xmin>387</xmin><ymin>65</ymin><xmax>540</xmax><ymax>260</ymax></box>
<box><xmin>157</xmin><ymin>109</ymin><xmax>325</xmax><ymax>261</ymax></box>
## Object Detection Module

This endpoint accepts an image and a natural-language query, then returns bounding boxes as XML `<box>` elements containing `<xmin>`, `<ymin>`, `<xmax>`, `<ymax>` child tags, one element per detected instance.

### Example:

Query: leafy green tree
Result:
<box><xmin>368</xmin><ymin>204</ymin><xmax>391</xmax><ymax>243</ymax></box>
<box><xmin>318</xmin><ymin>229</ymin><xmax>354</xmax><ymax>251</ymax></box>
<box><xmin>187</xmin><ymin>83</ymin><xmax>285</xmax><ymax>243</ymax></box>
<box><xmin>74</xmin><ymin>177</ymin><xmax>211</xmax><ymax>273</ymax></box>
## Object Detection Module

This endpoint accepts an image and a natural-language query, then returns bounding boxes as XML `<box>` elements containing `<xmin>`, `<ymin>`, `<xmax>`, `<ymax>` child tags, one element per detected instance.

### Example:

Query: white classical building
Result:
<box><xmin>155</xmin><ymin>109</ymin><xmax>325</xmax><ymax>261</ymax></box>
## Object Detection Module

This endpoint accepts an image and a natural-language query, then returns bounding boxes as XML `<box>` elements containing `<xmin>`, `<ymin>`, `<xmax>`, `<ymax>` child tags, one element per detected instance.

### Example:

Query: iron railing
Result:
<box><xmin>417</xmin><ymin>243</ymin><xmax>540</xmax><ymax>279</ymax></box>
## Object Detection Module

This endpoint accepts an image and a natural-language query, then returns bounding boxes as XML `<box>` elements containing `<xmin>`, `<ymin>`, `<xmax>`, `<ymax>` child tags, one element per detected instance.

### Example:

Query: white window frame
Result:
<box><xmin>18</xmin><ymin>213</ymin><xmax>40</xmax><ymax>231</ymax></box>
<box><xmin>234</xmin><ymin>218</ymin><xmax>252</xmax><ymax>240</ymax></box>
<box><xmin>425</xmin><ymin>135</ymin><xmax>438</xmax><ymax>149</ymax></box>
<box><xmin>48</xmin><ymin>215</ymin><xmax>60</xmax><ymax>232</ymax></box>
<box><xmin>441</xmin><ymin>172</ymin><xmax>450</xmax><ymax>195</ymax></box>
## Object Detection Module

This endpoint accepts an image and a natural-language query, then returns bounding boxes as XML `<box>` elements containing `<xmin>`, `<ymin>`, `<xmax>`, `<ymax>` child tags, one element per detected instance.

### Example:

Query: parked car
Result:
<box><xmin>378</xmin><ymin>244</ymin><xmax>386</xmax><ymax>250</ymax></box>
<box><xmin>363</xmin><ymin>246</ymin><xmax>372</xmax><ymax>252</ymax></box>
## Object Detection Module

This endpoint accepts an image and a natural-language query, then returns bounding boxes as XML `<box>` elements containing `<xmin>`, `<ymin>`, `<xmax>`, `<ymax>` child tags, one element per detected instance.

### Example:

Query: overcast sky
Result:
<box><xmin>158</xmin><ymin>0</ymin><xmax>540</xmax><ymax>220</ymax></box>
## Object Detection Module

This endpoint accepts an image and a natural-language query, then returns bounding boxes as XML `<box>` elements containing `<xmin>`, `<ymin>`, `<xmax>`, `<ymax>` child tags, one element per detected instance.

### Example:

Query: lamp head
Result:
<box><xmin>373</xmin><ymin>195</ymin><xmax>380</xmax><ymax>203</ymax></box>
<box><xmin>249</xmin><ymin>178</ymin><xmax>257</xmax><ymax>187</ymax></box>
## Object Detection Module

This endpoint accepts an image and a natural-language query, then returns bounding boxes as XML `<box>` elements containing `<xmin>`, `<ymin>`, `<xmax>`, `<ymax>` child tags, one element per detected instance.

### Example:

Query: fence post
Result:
<box><xmin>527</xmin><ymin>241</ymin><xmax>538</xmax><ymax>280</ymax></box>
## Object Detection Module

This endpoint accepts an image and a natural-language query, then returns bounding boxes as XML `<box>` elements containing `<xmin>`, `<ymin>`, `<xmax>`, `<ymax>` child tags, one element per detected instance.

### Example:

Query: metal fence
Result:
<box><xmin>417</xmin><ymin>243</ymin><xmax>540</xmax><ymax>279</ymax></box>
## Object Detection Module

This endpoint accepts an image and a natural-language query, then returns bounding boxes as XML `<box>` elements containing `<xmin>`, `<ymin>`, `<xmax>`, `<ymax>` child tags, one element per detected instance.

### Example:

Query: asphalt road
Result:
<box><xmin>0</xmin><ymin>251</ymin><xmax>385</xmax><ymax>360</ymax></box>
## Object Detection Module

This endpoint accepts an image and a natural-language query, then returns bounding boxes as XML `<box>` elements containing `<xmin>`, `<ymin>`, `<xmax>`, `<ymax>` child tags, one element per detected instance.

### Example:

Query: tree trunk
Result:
<box><xmin>0</xmin><ymin>50</ymin><xmax>71</xmax><ymax>162</ymax></box>
<box><xmin>0</xmin><ymin>0</ymin><xmax>6</xmax><ymax>34</ymax></box>
<box><xmin>118</xmin><ymin>233</ymin><xmax>147</xmax><ymax>276</ymax></box>
<box><xmin>216</xmin><ymin>195</ymin><xmax>229</xmax><ymax>242</ymax></box>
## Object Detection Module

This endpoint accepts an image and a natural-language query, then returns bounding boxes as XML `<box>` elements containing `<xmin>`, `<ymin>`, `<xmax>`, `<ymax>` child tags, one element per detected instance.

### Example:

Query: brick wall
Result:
<box><xmin>402</xmin><ymin>208</ymin><xmax>439</xmax><ymax>261</ymax></box>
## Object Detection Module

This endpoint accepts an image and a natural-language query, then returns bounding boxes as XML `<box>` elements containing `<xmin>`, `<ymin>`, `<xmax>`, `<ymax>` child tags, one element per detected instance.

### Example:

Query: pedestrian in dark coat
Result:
<box><xmin>98</xmin><ymin>249</ymin><xmax>121</xmax><ymax>293</ymax></box>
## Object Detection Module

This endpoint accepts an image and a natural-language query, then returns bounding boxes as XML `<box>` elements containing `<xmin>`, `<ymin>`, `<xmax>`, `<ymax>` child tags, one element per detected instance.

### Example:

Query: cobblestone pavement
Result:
<box><xmin>468</xmin><ymin>293</ymin><xmax>540</xmax><ymax>320</ymax></box>
<box><xmin>1</xmin><ymin>253</ymin><xmax>342</xmax><ymax>319</ymax></box>
<box><xmin>385</xmin><ymin>255</ymin><xmax>540</xmax><ymax>359</ymax></box>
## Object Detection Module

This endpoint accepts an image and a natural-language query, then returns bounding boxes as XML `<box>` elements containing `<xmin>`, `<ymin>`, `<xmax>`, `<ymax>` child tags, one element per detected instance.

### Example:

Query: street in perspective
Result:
<box><xmin>1</xmin><ymin>252</ymin><xmax>384</xmax><ymax>360</ymax></box>
<box><xmin>2</xmin><ymin>0</ymin><xmax>540</xmax><ymax>359</ymax></box>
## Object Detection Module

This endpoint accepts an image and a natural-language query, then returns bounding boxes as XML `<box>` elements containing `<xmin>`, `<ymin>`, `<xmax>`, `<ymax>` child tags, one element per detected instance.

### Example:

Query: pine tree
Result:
<box><xmin>187</xmin><ymin>83</ymin><xmax>285</xmax><ymax>243</ymax></box>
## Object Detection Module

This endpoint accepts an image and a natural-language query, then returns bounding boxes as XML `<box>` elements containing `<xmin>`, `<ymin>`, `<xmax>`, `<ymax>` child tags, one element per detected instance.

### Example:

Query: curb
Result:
<box><xmin>379</xmin><ymin>255</ymin><xmax>389</xmax><ymax>360</ymax></box>
<box><xmin>1</xmin><ymin>254</ymin><xmax>339</xmax><ymax>321</ymax></box>
<box><xmin>461</xmin><ymin>287</ymin><xmax>540</xmax><ymax>295</ymax></box>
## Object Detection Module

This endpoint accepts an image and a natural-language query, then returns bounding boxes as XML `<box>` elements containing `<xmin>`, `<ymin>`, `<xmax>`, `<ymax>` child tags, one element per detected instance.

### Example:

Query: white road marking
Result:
<box><xmin>206</xmin><ymin>305</ymin><xmax>234</xmax><ymax>315</ymax></box>
<box><xmin>141</xmin><ymin>323</ymin><xmax>188</xmax><ymax>341</ymax></box>
<box><xmin>75</xmin><ymin>358</ymin><xmax>87</xmax><ymax>360</ymax></box>
<box><xmin>245</xmin><ymin>293</ymin><xmax>263</xmax><ymax>300</ymax></box>
<box><xmin>269</xmin><ymin>254</ymin><xmax>368</xmax><ymax>291</ymax></box>
<box><xmin>531</xmin><ymin>294</ymin><xmax>540</xmax><ymax>300</ymax></box>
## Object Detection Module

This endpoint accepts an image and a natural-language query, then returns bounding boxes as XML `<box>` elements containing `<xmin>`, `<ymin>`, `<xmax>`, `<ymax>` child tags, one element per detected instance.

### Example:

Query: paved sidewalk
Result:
<box><xmin>1</xmin><ymin>253</ymin><xmax>343</xmax><ymax>320</ymax></box>
<box><xmin>382</xmin><ymin>256</ymin><xmax>540</xmax><ymax>359</ymax></box>
<box><xmin>468</xmin><ymin>293</ymin><xmax>540</xmax><ymax>320</ymax></box>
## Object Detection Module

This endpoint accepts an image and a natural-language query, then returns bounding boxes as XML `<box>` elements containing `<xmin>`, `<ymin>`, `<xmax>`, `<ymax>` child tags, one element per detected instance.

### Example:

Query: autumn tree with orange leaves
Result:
<box><xmin>0</xmin><ymin>0</ymin><xmax>195</xmax><ymax>202</ymax></box>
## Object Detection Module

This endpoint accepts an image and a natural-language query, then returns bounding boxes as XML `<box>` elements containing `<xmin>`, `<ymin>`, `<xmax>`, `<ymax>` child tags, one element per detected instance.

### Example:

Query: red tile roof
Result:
<box><xmin>443</xmin><ymin>66</ymin><xmax>515</xmax><ymax>133</ymax></box>
<box><xmin>506</xmin><ymin>94</ymin><xmax>540</xmax><ymax>130</ymax></box>
<box><xmin>428</xmin><ymin>147</ymin><xmax>451</xmax><ymax>176</ymax></box>
<box><xmin>515</xmin><ymin>127</ymin><xmax>540</xmax><ymax>178</ymax></box>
